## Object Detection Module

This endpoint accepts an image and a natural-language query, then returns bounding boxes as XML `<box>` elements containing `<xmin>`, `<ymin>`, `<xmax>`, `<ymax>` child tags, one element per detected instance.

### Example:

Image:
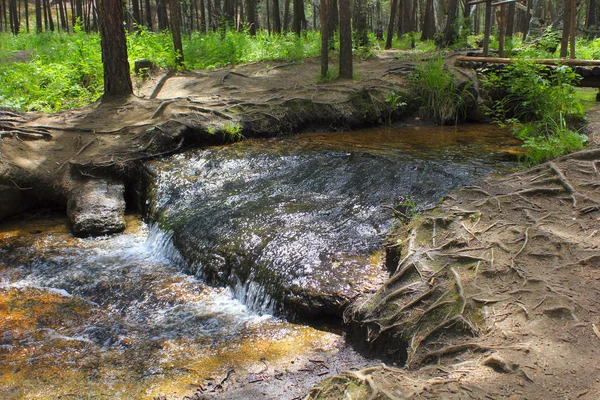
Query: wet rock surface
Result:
<box><xmin>67</xmin><ymin>178</ymin><xmax>126</xmax><ymax>237</ymax></box>
<box><xmin>148</xmin><ymin>126</ymin><xmax>520</xmax><ymax>319</ymax></box>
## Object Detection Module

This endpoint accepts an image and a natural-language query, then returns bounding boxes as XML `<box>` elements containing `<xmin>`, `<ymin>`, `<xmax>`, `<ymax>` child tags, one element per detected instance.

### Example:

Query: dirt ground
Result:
<box><xmin>1</xmin><ymin>54</ymin><xmax>599</xmax><ymax>399</ymax></box>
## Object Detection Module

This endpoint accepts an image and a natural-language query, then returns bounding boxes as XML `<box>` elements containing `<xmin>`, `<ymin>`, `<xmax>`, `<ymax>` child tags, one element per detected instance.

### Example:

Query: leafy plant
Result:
<box><xmin>480</xmin><ymin>61</ymin><xmax>586</xmax><ymax>164</ymax></box>
<box><xmin>409</xmin><ymin>56</ymin><xmax>474</xmax><ymax>125</ymax></box>
<box><xmin>384</xmin><ymin>90</ymin><xmax>407</xmax><ymax>125</ymax></box>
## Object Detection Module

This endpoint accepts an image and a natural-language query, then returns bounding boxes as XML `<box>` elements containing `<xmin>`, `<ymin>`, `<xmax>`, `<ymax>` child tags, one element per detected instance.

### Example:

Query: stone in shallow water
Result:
<box><xmin>67</xmin><ymin>179</ymin><xmax>126</xmax><ymax>237</ymax></box>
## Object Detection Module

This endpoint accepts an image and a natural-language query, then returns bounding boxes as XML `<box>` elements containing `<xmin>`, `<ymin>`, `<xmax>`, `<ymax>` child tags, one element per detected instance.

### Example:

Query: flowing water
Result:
<box><xmin>0</xmin><ymin>124</ymin><xmax>521</xmax><ymax>399</ymax></box>
<box><xmin>148</xmin><ymin>124</ymin><xmax>521</xmax><ymax>318</ymax></box>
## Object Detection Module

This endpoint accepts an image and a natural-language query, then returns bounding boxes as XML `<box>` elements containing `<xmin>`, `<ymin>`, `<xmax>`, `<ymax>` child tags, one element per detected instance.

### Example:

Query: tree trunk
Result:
<box><xmin>441</xmin><ymin>0</ymin><xmax>459</xmax><ymax>46</ymax></box>
<box><xmin>320</xmin><ymin>0</ymin><xmax>329</xmax><ymax>78</ymax></box>
<box><xmin>483</xmin><ymin>0</ymin><xmax>492</xmax><ymax>56</ymax></box>
<box><xmin>245</xmin><ymin>0</ymin><xmax>256</xmax><ymax>33</ymax></box>
<box><xmin>375</xmin><ymin>0</ymin><xmax>382</xmax><ymax>39</ymax></box>
<box><xmin>199</xmin><ymin>0</ymin><xmax>206</xmax><ymax>32</ymax></box>
<box><xmin>157</xmin><ymin>0</ymin><xmax>169</xmax><ymax>30</ymax></box>
<box><xmin>223</xmin><ymin>0</ymin><xmax>234</xmax><ymax>27</ymax></box>
<box><xmin>144</xmin><ymin>0</ymin><xmax>153</xmax><ymax>29</ymax></box>
<box><xmin>283</xmin><ymin>0</ymin><xmax>289</xmax><ymax>30</ymax></box>
<box><xmin>385</xmin><ymin>0</ymin><xmax>398</xmax><ymax>49</ymax></box>
<box><xmin>561</xmin><ymin>0</ymin><xmax>570</xmax><ymax>57</ymax></box>
<box><xmin>569</xmin><ymin>0</ymin><xmax>576</xmax><ymax>58</ymax></box>
<box><xmin>272</xmin><ymin>0</ymin><xmax>281</xmax><ymax>32</ymax></box>
<box><xmin>35</xmin><ymin>0</ymin><xmax>42</xmax><ymax>32</ymax></box>
<box><xmin>292</xmin><ymin>0</ymin><xmax>305</xmax><ymax>35</ymax></box>
<box><xmin>8</xmin><ymin>0</ymin><xmax>18</xmax><ymax>34</ymax></box>
<box><xmin>587</xmin><ymin>0</ymin><xmax>597</xmax><ymax>29</ymax></box>
<box><xmin>97</xmin><ymin>0</ymin><xmax>133</xmax><ymax>97</ymax></box>
<box><xmin>353</xmin><ymin>0</ymin><xmax>368</xmax><ymax>45</ymax></box>
<box><xmin>338</xmin><ymin>0</ymin><xmax>352</xmax><ymax>79</ymax></box>
<box><xmin>169</xmin><ymin>0</ymin><xmax>185</xmax><ymax>65</ymax></box>
<box><xmin>58</xmin><ymin>0</ymin><xmax>68</xmax><ymax>31</ymax></box>
<box><xmin>23</xmin><ymin>0</ymin><xmax>29</xmax><ymax>32</ymax></box>
<box><xmin>132</xmin><ymin>0</ymin><xmax>141</xmax><ymax>25</ymax></box>
<box><xmin>421</xmin><ymin>0</ymin><xmax>435</xmax><ymax>40</ymax></box>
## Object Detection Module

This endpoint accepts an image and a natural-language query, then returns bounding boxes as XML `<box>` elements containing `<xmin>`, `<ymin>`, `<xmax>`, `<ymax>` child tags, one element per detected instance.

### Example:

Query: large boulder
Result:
<box><xmin>67</xmin><ymin>179</ymin><xmax>126</xmax><ymax>237</ymax></box>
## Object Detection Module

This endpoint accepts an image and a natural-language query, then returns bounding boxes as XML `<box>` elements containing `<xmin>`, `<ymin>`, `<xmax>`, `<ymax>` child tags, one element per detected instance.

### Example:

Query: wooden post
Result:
<box><xmin>483</xmin><ymin>0</ymin><xmax>492</xmax><ymax>56</ymax></box>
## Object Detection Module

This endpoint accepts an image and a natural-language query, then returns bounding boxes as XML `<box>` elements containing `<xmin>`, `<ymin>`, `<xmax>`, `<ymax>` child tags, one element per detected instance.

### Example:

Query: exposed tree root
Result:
<box><xmin>327</xmin><ymin>147</ymin><xmax>600</xmax><ymax>399</ymax></box>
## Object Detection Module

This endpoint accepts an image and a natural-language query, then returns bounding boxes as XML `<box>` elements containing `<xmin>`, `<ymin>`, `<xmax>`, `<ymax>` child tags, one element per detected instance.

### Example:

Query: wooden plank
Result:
<box><xmin>469</xmin><ymin>0</ymin><xmax>516</xmax><ymax>6</ymax></box>
<box><xmin>491</xmin><ymin>0</ymin><xmax>517</xmax><ymax>6</ymax></box>
<box><xmin>455</xmin><ymin>56</ymin><xmax>600</xmax><ymax>66</ymax></box>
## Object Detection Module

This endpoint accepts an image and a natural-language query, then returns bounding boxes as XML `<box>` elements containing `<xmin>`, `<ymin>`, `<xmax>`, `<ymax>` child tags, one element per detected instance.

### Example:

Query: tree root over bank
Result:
<box><xmin>307</xmin><ymin>147</ymin><xmax>600</xmax><ymax>399</ymax></box>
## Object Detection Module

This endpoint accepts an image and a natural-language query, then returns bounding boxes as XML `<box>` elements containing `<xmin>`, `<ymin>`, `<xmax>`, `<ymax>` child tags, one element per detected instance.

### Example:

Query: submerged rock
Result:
<box><xmin>67</xmin><ymin>178</ymin><xmax>126</xmax><ymax>237</ymax></box>
<box><xmin>147</xmin><ymin>127</ymin><xmax>519</xmax><ymax>320</ymax></box>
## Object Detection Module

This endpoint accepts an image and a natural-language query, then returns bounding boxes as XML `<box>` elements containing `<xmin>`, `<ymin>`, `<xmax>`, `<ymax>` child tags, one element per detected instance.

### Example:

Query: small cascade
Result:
<box><xmin>147</xmin><ymin>124</ymin><xmax>521</xmax><ymax>318</ymax></box>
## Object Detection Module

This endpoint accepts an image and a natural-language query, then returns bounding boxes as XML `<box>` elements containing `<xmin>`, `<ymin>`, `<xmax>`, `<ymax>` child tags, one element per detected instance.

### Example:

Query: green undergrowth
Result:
<box><xmin>409</xmin><ymin>56</ymin><xmax>474</xmax><ymax>125</ymax></box>
<box><xmin>0</xmin><ymin>29</ymin><xmax>321</xmax><ymax>112</ymax></box>
<box><xmin>480</xmin><ymin>61</ymin><xmax>587</xmax><ymax>165</ymax></box>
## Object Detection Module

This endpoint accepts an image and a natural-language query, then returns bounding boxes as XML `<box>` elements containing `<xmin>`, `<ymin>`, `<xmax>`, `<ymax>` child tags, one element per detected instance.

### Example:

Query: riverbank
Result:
<box><xmin>306</xmin><ymin>110</ymin><xmax>600</xmax><ymax>399</ymax></box>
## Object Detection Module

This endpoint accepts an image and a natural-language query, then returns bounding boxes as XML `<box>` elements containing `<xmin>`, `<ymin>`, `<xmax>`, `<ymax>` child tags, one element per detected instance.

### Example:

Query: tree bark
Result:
<box><xmin>483</xmin><ymin>0</ymin><xmax>492</xmax><ymax>56</ymax></box>
<box><xmin>144</xmin><ymin>0</ymin><xmax>153</xmax><ymax>29</ymax></box>
<box><xmin>157</xmin><ymin>0</ymin><xmax>169</xmax><ymax>30</ymax></box>
<box><xmin>421</xmin><ymin>0</ymin><xmax>435</xmax><ymax>41</ymax></box>
<box><xmin>320</xmin><ymin>0</ymin><xmax>329</xmax><ymax>78</ymax></box>
<box><xmin>385</xmin><ymin>0</ymin><xmax>398</xmax><ymax>49</ymax></box>
<box><xmin>245</xmin><ymin>0</ymin><xmax>256</xmax><ymax>34</ymax></box>
<box><xmin>272</xmin><ymin>0</ymin><xmax>281</xmax><ymax>32</ymax></box>
<box><xmin>35</xmin><ymin>0</ymin><xmax>42</xmax><ymax>32</ymax></box>
<box><xmin>353</xmin><ymin>0</ymin><xmax>368</xmax><ymax>45</ymax></box>
<box><xmin>338</xmin><ymin>0</ymin><xmax>352</xmax><ymax>79</ymax></box>
<box><xmin>98</xmin><ymin>0</ymin><xmax>133</xmax><ymax>97</ymax></box>
<box><xmin>587</xmin><ymin>0</ymin><xmax>597</xmax><ymax>29</ymax></box>
<box><xmin>292</xmin><ymin>0</ymin><xmax>305</xmax><ymax>35</ymax></box>
<box><xmin>441</xmin><ymin>0</ymin><xmax>459</xmax><ymax>46</ymax></box>
<box><xmin>169</xmin><ymin>0</ymin><xmax>184</xmax><ymax>65</ymax></box>
<box><xmin>560</xmin><ymin>0</ymin><xmax>570</xmax><ymax>57</ymax></box>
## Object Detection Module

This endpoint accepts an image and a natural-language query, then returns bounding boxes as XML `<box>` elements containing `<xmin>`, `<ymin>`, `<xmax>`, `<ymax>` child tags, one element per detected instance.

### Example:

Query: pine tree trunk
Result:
<box><xmin>587</xmin><ymin>0</ymin><xmax>597</xmax><ymax>29</ymax></box>
<box><xmin>338</xmin><ymin>0</ymin><xmax>352</xmax><ymax>78</ymax></box>
<box><xmin>560</xmin><ymin>0</ymin><xmax>570</xmax><ymax>57</ymax></box>
<box><xmin>320</xmin><ymin>0</ymin><xmax>329</xmax><ymax>78</ymax></box>
<box><xmin>35</xmin><ymin>0</ymin><xmax>42</xmax><ymax>32</ymax></box>
<box><xmin>97</xmin><ymin>0</ymin><xmax>133</xmax><ymax>97</ymax></box>
<box><xmin>246</xmin><ymin>0</ymin><xmax>256</xmax><ymax>33</ymax></box>
<box><xmin>441</xmin><ymin>0</ymin><xmax>459</xmax><ymax>46</ymax></box>
<box><xmin>353</xmin><ymin>0</ymin><xmax>367</xmax><ymax>45</ymax></box>
<box><xmin>169</xmin><ymin>0</ymin><xmax>185</xmax><ymax>64</ymax></box>
<box><xmin>144</xmin><ymin>0</ymin><xmax>153</xmax><ymax>29</ymax></box>
<box><xmin>292</xmin><ymin>0</ymin><xmax>305</xmax><ymax>35</ymax></box>
<box><xmin>157</xmin><ymin>0</ymin><xmax>169</xmax><ymax>30</ymax></box>
<box><xmin>421</xmin><ymin>0</ymin><xmax>435</xmax><ymax>40</ymax></box>
<box><xmin>283</xmin><ymin>0</ymin><xmax>289</xmax><ymax>30</ymax></box>
<box><xmin>385</xmin><ymin>0</ymin><xmax>398</xmax><ymax>49</ymax></box>
<box><xmin>272</xmin><ymin>0</ymin><xmax>280</xmax><ymax>32</ymax></box>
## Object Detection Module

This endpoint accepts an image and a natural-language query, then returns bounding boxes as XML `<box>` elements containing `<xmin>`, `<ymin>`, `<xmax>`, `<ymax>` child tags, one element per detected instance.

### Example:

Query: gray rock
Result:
<box><xmin>67</xmin><ymin>179</ymin><xmax>126</xmax><ymax>237</ymax></box>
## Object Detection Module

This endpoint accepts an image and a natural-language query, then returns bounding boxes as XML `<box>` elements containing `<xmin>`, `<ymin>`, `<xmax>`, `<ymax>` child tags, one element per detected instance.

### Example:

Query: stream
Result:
<box><xmin>0</xmin><ymin>124</ymin><xmax>521</xmax><ymax>399</ymax></box>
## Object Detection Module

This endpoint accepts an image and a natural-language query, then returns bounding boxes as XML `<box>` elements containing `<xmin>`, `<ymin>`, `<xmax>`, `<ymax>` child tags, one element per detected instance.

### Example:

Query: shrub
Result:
<box><xmin>409</xmin><ymin>56</ymin><xmax>474</xmax><ymax>125</ymax></box>
<box><xmin>480</xmin><ymin>61</ymin><xmax>586</xmax><ymax>164</ymax></box>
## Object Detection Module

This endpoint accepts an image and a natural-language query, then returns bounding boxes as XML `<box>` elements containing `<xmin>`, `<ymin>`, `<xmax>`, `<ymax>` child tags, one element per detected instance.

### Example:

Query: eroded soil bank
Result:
<box><xmin>306</xmin><ymin>113</ymin><xmax>600</xmax><ymax>399</ymax></box>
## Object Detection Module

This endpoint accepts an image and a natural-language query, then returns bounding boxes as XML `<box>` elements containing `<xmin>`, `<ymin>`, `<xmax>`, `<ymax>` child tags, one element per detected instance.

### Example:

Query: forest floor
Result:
<box><xmin>1</xmin><ymin>53</ymin><xmax>599</xmax><ymax>399</ymax></box>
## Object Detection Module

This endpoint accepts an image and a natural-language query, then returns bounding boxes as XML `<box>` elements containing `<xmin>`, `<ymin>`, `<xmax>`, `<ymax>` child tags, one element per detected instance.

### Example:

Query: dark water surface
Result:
<box><xmin>0</xmin><ymin>125</ymin><xmax>520</xmax><ymax>399</ymax></box>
